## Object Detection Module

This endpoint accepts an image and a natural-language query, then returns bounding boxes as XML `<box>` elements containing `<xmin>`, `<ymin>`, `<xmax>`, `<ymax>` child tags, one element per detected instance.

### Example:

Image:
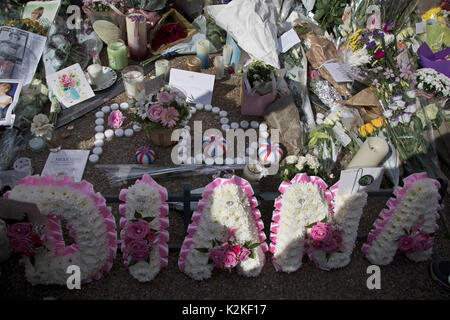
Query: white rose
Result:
<box><xmin>285</xmin><ymin>155</ymin><xmax>298</xmax><ymax>164</ymax></box>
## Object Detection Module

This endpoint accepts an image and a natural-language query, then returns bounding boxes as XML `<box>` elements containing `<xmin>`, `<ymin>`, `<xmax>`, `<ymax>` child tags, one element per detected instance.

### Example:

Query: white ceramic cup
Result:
<box><xmin>87</xmin><ymin>64</ymin><xmax>104</xmax><ymax>85</ymax></box>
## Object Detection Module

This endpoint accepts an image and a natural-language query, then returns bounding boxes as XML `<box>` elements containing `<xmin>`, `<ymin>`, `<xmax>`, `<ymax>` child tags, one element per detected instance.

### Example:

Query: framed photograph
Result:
<box><xmin>0</xmin><ymin>79</ymin><xmax>23</xmax><ymax>127</ymax></box>
<box><xmin>22</xmin><ymin>0</ymin><xmax>61</xmax><ymax>31</ymax></box>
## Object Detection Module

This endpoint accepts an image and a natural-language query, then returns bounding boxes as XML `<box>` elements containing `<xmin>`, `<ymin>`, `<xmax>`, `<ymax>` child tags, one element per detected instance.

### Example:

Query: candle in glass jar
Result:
<box><xmin>107</xmin><ymin>39</ymin><xmax>128</xmax><ymax>70</ymax></box>
<box><xmin>214</xmin><ymin>56</ymin><xmax>224</xmax><ymax>79</ymax></box>
<box><xmin>155</xmin><ymin>59</ymin><xmax>170</xmax><ymax>82</ymax></box>
<box><xmin>196</xmin><ymin>39</ymin><xmax>210</xmax><ymax>69</ymax></box>
<box><xmin>186</xmin><ymin>56</ymin><xmax>201</xmax><ymax>72</ymax></box>
<box><xmin>222</xmin><ymin>44</ymin><xmax>233</xmax><ymax>67</ymax></box>
<box><xmin>346</xmin><ymin>137</ymin><xmax>389</xmax><ymax>169</ymax></box>
<box><xmin>126</xmin><ymin>13</ymin><xmax>148</xmax><ymax>61</ymax></box>
<box><xmin>122</xmin><ymin>65</ymin><xmax>145</xmax><ymax>98</ymax></box>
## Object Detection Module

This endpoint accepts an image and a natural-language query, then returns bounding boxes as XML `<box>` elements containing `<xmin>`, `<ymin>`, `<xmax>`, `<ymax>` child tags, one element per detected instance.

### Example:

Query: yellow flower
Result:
<box><xmin>371</xmin><ymin>118</ymin><xmax>385</xmax><ymax>129</ymax></box>
<box><xmin>359</xmin><ymin>125</ymin><xmax>367</xmax><ymax>138</ymax></box>
<box><xmin>422</xmin><ymin>7</ymin><xmax>442</xmax><ymax>22</ymax></box>
<box><xmin>365</xmin><ymin>123</ymin><xmax>374</xmax><ymax>135</ymax></box>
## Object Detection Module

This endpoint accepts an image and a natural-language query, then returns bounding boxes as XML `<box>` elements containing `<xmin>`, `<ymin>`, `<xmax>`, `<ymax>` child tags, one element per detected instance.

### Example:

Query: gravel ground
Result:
<box><xmin>0</xmin><ymin>55</ymin><xmax>449</xmax><ymax>300</ymax></box>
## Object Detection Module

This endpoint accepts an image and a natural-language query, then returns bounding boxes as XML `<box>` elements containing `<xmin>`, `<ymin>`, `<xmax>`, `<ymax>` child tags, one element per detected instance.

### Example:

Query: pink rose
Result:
<box><xmin>311</xmin><ymin>240</ymin><xmax>322</xmax><ymax>249</ymax></box>
<box><xmin>210</xmin><ymin>248</ymin><xmax>225</xmax><ymax>268</ymax></box>
<box><xmin>10</xmin><ymin>237</ymin><xmax>33</xmax><ymax>254</ymax></box>
<box><xmin>127</xmin><ymin>239</ymin><xmax>150</xmax><ymax>261</ymax></box>
<box><xmin>322</xmin><ymin>237</ymin><xmax>340</xmax><ymax>254</ymax></box>
<box><xmin>239</xmin><ymin>248</ymin><xmax>251</xmax><ymax>262</ymax></box>
<box><xmin>160</xmin><ymin>107</ymin><xmax>179</xmax><ymax>128</ymax></box>
<box><xmin>7</xmin><ymin>223</ymin><xmax>33</xmax><ymax>239</ymax></box>
<box><xmin>223</xmin><ymin>250</ymin><xmax>238</xmax><ymax>269</ymax></box>
<box><xmin>232</xmin><ymin>245</ymin><xmax>241</xmax><ymax>256</ymax></box>
<box><xmin>126</xmin><ymin>221</ymin><xmax>150</xmax><ymax>240</ymax></box>
<box><xmin>310</xmin><ymin>222</ymin><xmax>332</xmax><ymax>241</ymax></box>
<box><xmin>146</xmin><ymin>104</ymin><xmax>163</xmax><ymax>122</ymax></box>
<box><xmin>157</xmin><ymin>92</ymin><xmax>173</xmax><ymax>105</ymax></box>
<box><xmin>398</xmin><ymin>235</ymin><xmax>415</xmax><ymax>252</ymax></box>
<box><xmin>147</xmin><ymin>229</ymin><xmax>157</xmax><ymax>244</ymax></box>
<box><xmin>413</xmin><ymin>234</ymin><xmax>434</xmax><ymax>252</ymax></box>
<box><xmin>108</xmin><ymin>110</ymin><xmax>124</xmax><ymax>129</ymax></box>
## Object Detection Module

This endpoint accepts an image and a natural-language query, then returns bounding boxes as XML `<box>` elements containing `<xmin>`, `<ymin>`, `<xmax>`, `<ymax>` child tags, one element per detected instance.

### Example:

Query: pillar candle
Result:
<box><xmin>122</xmin><ymin>65</ymin><xmax>145</xmax><ymax>98</ymax></box>
<box><xmin>107</xmin><ymin>39</ymin><xmax>128</xmax><ymax>70</ymax></box>
<box><xmin>155</xmin><ymin>59</ymin><xmax>170</xmax><ymax>82</ymax></box>
<box><xmin>222</xmin><ymin>44</ymin><xmax>233</xmax><ymax>67</ymax></box>
<box><xmin>214</xmin><ymin>56</ymin><xmax>224</xmax><ymax>79</ymax></box>
<box><xmin>346</xmin><ymin>137</ymin><xmax>389</xmax><ymax>169</ymax></box>
<box><xmin>126</xmin><ymin>13</ymin><xmax>147</xmax><ymax>61</ymax></box>
<box><xmin>196</xmin><ymin>39</ymin><xmax>210</xmax><ymax>69</ymax></box>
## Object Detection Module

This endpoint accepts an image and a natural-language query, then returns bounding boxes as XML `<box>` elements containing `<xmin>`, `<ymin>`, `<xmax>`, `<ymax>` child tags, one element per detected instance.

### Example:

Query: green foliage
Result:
<box><xmin>313</xmin><ymin>0</ymin><xmax>348</xmax><ymax>34</ymax></box>
<box><xmin>246</xmin><ymin>60</ymin><xmax>278</xmax><ymax>88</ymax></box>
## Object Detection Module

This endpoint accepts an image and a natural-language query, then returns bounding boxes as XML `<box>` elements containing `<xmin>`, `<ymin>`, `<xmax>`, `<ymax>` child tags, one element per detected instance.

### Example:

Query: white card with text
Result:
<box><xmin>324</xmin><ymin>62</ymin><xmax>353</xmax><ymax>83</ymax></box>
<box><xmin>41</xmin><ymin>149</ymin><xmax>89</xmax><ymax>182</ymax></box>
<box><xmin>169</xmin><ymin>68</ymin><xmax>215</xmax><ymax>105</ymax></box>
<box><xmin>338</xmin><ymin>167</ymin><xmax>385</xmax><ymax>195</ymax></box>
<box><xmin>278</xmin><ymin>28</ymin><xmax>301</xmax><ymax>53</ymax></box>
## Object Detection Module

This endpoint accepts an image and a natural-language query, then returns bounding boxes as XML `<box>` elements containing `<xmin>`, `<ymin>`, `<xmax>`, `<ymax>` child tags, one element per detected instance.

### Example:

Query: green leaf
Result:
<box><xmin>321</xmin><ymin>217</ymin><xmax>328</xmax><ymax>223</ymax></box>
<box><xmin>143</xmin><ymin>216</ymin><xmax>155</xmax><ymax>223</ymax></box>
<box><xmin>128</xmin><ymin>259</ymin><xmax>138</xmax><ymax>267</ymax></box>
<box><xmin>134</xmin><ymin>211</ymin><xmax>142</xmax><ymax>219</ymax></box>
<box><xmin>195</xmin><ymin>248</ymin><xmax>210</xmax><ymax>253</ymax></box>
<box><xmin>249</xmin><ymin>252</ymin><xmax>255</xmax><ymax>259</ymax></box>
<box><xmin>247</xmin><ymin>242</ymin><xmax>261</xmax><ymax>249</ymax></box>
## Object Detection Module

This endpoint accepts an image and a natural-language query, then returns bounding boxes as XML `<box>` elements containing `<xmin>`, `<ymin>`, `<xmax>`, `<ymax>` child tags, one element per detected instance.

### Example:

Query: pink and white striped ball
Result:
<box><xmin>202</xmin><ymin>135</ymin><xmax>227</xmax><ymax>158</ymax></box>
<box><xmin>258</xmin><ymin>141</ymin><xmax>283</xmax><ymax>164</ymax></box>
<box><xmin>135</xmin><ymin>146</ymin><xmax>156</xmax><ymax>164</ymax></box>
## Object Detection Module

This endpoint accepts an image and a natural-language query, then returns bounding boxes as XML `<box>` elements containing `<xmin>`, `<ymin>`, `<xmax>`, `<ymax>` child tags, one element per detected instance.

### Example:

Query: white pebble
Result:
<box><xmin>196</xmin><ymin>103</ymin><xmax>204</xmax><ymax>110</ymax></box>
<box><xmin>94</xmin><ymin>140</ymin><xmax>104</xmax><ymax>147</ymax></box>
<box><xmin>220</xmin><ymin>117</ymin><xmax>229</xmax><ymax>124</ymax></box>
<box><xmin>95</xmin><ymin>125</ymin><xmax>104</xmax><ymax>133</ymax></box>
<box><xmin>212</xmin><ymin>107</ymin><xmax>220</xmax><ymax>114</ymax></box>
<box><xmin>120</xmin><ymin>102</ymin><xmax>129</xmax><ymax>111</ymax></box>
<box><xmin>110</xmin><ymin>103</ymin><xmax>119</xmax><ymax>110</ymax></box>
<box><xmin>132</xmin><ymin>124</ymin><xmax>142</xmax><ymax>132</ymax></box>
<box><xmin>215</xmin><ymin>157</ymin><xmax>224</xmax><ymax>165</ymax></box>
<box><xmin>204</xmin><ymin>157</ymin><xmax>214</xmax><ymax>165</ymax></box>
<box><xmin>95</xmin><ymin>118</ymin><xmax>104</xmax><ymax>125</ymax></box>
<box><xmin>101</xmin><ymin>106</ymin><xmax>111</xmax><ymax>113</ymax></box>
<box><xmin>104</xmin><ymin>129</ymin><xmax>114</xmax><ymax>139</ymax></box>
<box><xmin>240</xmin><ymin>120</ymin><xmax>249</xmax><ymax>129</ymax></box>
<box><xmin>115</xmin><ymin>129</ymin><xmax>124</xmax><ymax>137</ymax></box>
<box><xmin>205</xmin><ymin>104</ymin><xmax>212</xmax><ymax>111</ymax></box>
<box><xmin>95</xmin><ymin>132</ymin><xmax>104</xmax><ymax>140</ymax></box>
<box><xmin>221</xmin><ymin>124</ymin><xmax>230</xmax><ymax>131</ymax></box>
<box><xmin>219</xmin><ymin>111</ymin><xmax>228</xmax><ymax>117</ymax></box>
<box><xmin>95</xmin><ymin>111</ymin><xmax>104</xmax><ymax>118</ymax></box>
<box><xmin>250</xmin><ymin>121</ymin><xmax>259</xmax><ymax>129</ymax></box>
<box><xmin>89</xmin><ymin>154</ymin><xmax>99</xmax><ymax>163</ymax></box>
<box><xmin>230</xmin><ymin>122</ymin><xmax>239</xmax><ymax>129</ymax></box>
<box><xmin>124</xmin><ymin>129</ymin><xmax>134</xmax><ymax>137</ymax></box>
<box><xmin>93</xmin><ymin>147</ymin><xmax>103</xmax><ymax>155</ymax></box>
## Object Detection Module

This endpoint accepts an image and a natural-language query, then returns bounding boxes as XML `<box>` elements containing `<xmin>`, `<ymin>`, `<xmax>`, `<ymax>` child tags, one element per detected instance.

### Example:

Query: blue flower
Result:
<box><xmin>366</xmin><ymin>41</ymin><xmax>376</xmax><ymax>49</ymax></box>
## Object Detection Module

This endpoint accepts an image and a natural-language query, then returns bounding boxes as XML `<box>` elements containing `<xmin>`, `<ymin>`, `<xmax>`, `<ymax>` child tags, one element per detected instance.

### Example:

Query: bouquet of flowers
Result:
<box><xmin>6</xmin><ymin>221</ymin><xmax>45</xmax><ymax>259</ymax></box>
<box><xmin>195</xmin><ymin>228</ymin><xmax>261</xmax><ymax>272</ymax></box>
<box><xmin>6</xmin><ymin>18</ymin><xmax>46</xmax><ymax>36</ymax></box>
<box><xmin>151</xmin><ymin>22</ymin><xmax>187</xmax><ymax>51</ymax></box>
<box><xmin>416</xmin><ymin>68</ymin><xmax>450</xmax><ymax>101</ymax></box>
<box><xmin>131</xmin><ymin>85</ymin><xmax>189</xmax><ymax>132</ymax></box>
<box><xmin>279</xmin><ymin>154</ymin><xmax>321</xmax><ymax>182</ymax></box>
<box><xmin>245</xmin><ymin>60</ymin><xmax>278</xmax><ymax>96</ymax></box>
<box><xmin>358</xmin><ymin>117</ymin><xmax>386</xmax><ymax>140</ymax></box>
<box><xmin>83</xmin><ymin>0</ymin><xmax>126</xmax><ymax>12</ymax></box>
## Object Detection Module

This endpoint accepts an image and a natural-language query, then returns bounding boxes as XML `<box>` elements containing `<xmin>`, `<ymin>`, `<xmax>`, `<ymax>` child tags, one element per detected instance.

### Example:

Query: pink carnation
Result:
<box><xmin>223</xmin><ymin>250</ymin><xmax>238</xmax><ymax>269</ymax></box>
<box><xmin>310</xmin><ymin>222</ymin><xmax>332</xmax><ymax>241</ymax></box>
<box><xmin>157</xmin><ymin>91</ymin><xmax>173</xmax><ymax>104</ymax></box>
<box><xmin>232</xmin><ymin>245</ymin><xmax>241</xmax><ymax>256</ymax></box>
<box><xmin>160</xmin><ymin>107</ymin><xmax>179</xmax><ymax>128</ymax></box>
<box><xmin>108</xmin><ymin>110</ymin><xmax>124</xmax><ymax>129</ymax></box>
<box><xmin>413</xmin><ymin>234</ymin><xmax>434</xmax><ymax>252</ymax></box>
<box><xmin>126</xmin><ymin>220</ymin><xmax>150</xmax><ymax>240</ymax></box>
<box><xmin>146</xmin><ymin>104</ymin><xmax>163</xmax><ymax>122</ymax></box>
<box><xmin>7</xmin><ymin>223</ymin><xmax>33</xmax><ymax>240</ymax></box>
<box><xmin>127</xmin><ymin>239</ymin><xmax>150</xmax><ymax>261</ymax></box>
<box><xmin>239</xmin><ymin>248</ymin><xmax>251</xmax><ymax>262</ymax></box>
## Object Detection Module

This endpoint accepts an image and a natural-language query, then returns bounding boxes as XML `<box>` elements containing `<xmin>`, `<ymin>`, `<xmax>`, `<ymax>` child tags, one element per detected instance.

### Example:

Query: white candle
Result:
<box><xmin>89</xmin><ymin>154</ymin><xmax>99</xmax><ymax>163</ymax></box>
<box><xmin>346</xmin><ymin>137</ymin><xmax>389</xmax><ymax>169</ymax></box>
<box><xmin>115</xmin><ymin>129</ymin><xmax>124</xmax><ymax>137</ymax></box>
<box><xmin>93</xmin><ymin>147</ymin><xmax>103</xmax><ymax>155</ymax></box>
<box><xmin>240</xmin><ymin>120</ymin><xmax>249</xmax><ymax>129</ymax></box>
<box><xmin>196</xmin><ymin>39</ymin><xmax>210</xmax><ymax>69</ymax></box>
<box><xmin>220</xmin><ymin>118</ymin><xmax>229</xmax><ymax>124</ymax></box>
<box><xmin>95</xmin><ymin>132</ymin><xmax>105</xmax><ymax>140</ymax></box>
<box><xmin>155</xmin><ymin>59</ymin><xmax>170</xmax><ymax>82</ymax></box>
<box><xmin>95</xmin><ymin>111</ymin><xmax>104</xmax><ymax>118</ymax></box>
<box><xmin>120</xmin><ymin>102</ymin><xmax>129</xmax><ymax>111</ymax></box>
<box><xmin>95</xmin><ymin>118</ymin><xmax>104</xmax><ymax>125</ymax></box>
<box><xmin>104</xmin><ymin>129</ymin><xmax>114</xmax><ymax>139</ymax></box>
<box><xmin>219</xmin><ymin>111</ymin><xmax>228</xmax><ymax>117</ymax></box>
<box><xmin>87</xmin><ymin>64</ymin><xmax>104</xmax><ymax>85</ymax></box>
<box><xmin>111</xmin><ymin>103</ymin><xmax>119</xmax><ymax>110</ymax></box>
<box><xmin>126</xmin><ymin>13</ymin><xmax>147</xmax><ymax>61</ymax></box>
<box><xmin>95</xmin><ymin>125</ymin><xmax>104</xmax><ymax>132</ymax></box>
<box><xmin>221</xmin><ymin>124</ymin><xmax>230</xmax><ymax>131</ymax></box>
<box><xmin>122</xmin><ymin>65</ymin><xmax>145</xmax><ymax>98</ymax></box>
<box><xmin>94</xmin><ymin>140</ymin><xmax>104</xmax><ymax>147</ymax></box>
<box><xmin>250</xmin><ymin>121</ymin><xmax>259</xmax><ymax>129</ymax></box>
<box><xmin>101</xmin><ymin>106</ymin><xmax>111</xmax><ymax>113</ymax></box>
<box><xmin>214</xmin><ymin>56</ymin><xmax>224</xmax><ymax>79</ymax></box>
<box><xmin>205</xmin><ymin>104</ymin><xmax>212</xmax><ymax>111</ymax></box>
<box><xmin>124</xmin><ymin>129</ymin><xmax>134</xmax><ymax>137</ymax></box>
<box><xmin>196</xmin><ymin>103</ymin><xmax>204</xmax><ymax>110</ymax></box>
<box><xmin>223</xmin><ymin>44</ymin><xmax>233</xmax><ymax>67</ymax></box>
<box><xmin>231</xmin><ymin>122</ymin><xmax>239</xmax><ymax>129</ymax></box>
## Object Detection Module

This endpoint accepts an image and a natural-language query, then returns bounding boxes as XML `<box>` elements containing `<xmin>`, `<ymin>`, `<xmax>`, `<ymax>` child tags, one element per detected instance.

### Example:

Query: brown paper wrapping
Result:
<box><xmin>337</xmin><ymin>88</ymin><xmax>383</xmax><ymax>123</ymax></box>
<box><xmin>301</xmin><ymin>33</ymin><xmax>351</xmax><ymax>98</ymax></box>
<box><xmin>264</xmin><ymin>95</ymin><xmax>303</xmax><ymax>155</ymax></box>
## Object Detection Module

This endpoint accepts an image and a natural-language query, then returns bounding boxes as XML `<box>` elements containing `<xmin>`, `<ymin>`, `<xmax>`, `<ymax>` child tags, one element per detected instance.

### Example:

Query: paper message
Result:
<box><xmin>278</xmin><ymin>28</ymin><xmax>301</xmax><ymax>53</ymax></box>
<box><xmin>338</xmin><ymin>167</ymin><xmax>385</xmax><ymax>196</ymax></box>
<box><xmin>169</xmin><ymin>68</ymin><xmax>215</xmax><ymax>105</ymax></box>
<box><xmin>41</xmin><ymin>149</ymin><xmax>89</xmax><ymax>182</ymax></box>
<box><xmin>324</xmin><ymin>63</ymin><xmax>352</xmax><ymax>83</ymax></box>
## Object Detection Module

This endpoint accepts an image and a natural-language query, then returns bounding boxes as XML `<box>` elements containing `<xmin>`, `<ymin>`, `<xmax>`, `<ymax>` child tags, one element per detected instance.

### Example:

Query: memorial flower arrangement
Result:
<box><xmin>4</xmin><ymin>175</ymin><xmax>117</xmax><ymax>285</ymax></box>
<box><xmin>83</xmin><ymin>0</ymin><xmax>126</xmax><ymax>12</ymax></box>
<box><xmin>6</xmin><ymin>18</ymin><xmax>46</xmax><ymax>36</ymax></box>
<box><xmin>279</xmin><ymin>154</ymin><xmax>321</xmax><ymax>182</ymax></box>
<box><xmin>358</xmin><ymin>117</ymin><xmax>386</xmax><ymax>140</ymax></box>
<box><xmin>119</xmin><ymin>174</ymin><xmax>169</xmax><ymax>282</ymax></box>
<box><xmin>362</xmin><ymin>173</ymin><xmax>441</xmax><ymax>265</ymax></box>
<box><xmin>416</xmin><ymin>68</ymin><xmax>450</xmax><ymax>100</ymax></box>
<box><xmin>108</xmin><ymin>110</ymin><xmax>124</xmax><ymax>129</ymax></box>
<box><xmin>151</xmin><ymin>22</ymin><xmax>187</xmax><ymax>51</ymax></box>
<box><xmin>179</xmin><ymin>176</ymin><xmax>267</xmax><ymax>280</ymax></box>
<box><xmin>131</xmin><ymin>85</ymin><xmax>189</xmax><ymax>132</ymax></box>
<box><xmin>244</xmin><ymin>60</ymin><xmax>278</xmax><ymax>95</ymax></box>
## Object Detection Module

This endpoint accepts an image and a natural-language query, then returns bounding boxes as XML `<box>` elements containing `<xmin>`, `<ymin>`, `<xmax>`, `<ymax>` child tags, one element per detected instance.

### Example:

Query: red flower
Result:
<box><xmin>151</xmin><ymin>22</ymin><xmax>187</xmax><ymax>51</ymax></box>
<box><xmin>375</xmin><ymin>50</ymin><xmax>385</xmax><ymax>60</ymax></box>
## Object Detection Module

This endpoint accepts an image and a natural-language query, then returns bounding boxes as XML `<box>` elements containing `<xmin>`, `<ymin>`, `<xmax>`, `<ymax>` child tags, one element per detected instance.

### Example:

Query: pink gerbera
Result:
<box><xmin>160</xmin><ymin>107</ymin><xmax>179</xmax><ymax>127</ymax></box>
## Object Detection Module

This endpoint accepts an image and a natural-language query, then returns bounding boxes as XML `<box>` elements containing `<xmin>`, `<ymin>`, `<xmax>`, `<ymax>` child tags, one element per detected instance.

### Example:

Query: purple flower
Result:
<box><xmin>372</xmin><ymin>79</ymin><xmax>381</xmax><ymax>88</ymax></box>
<box><xmin>383</xmin><ymin>68</ymin><xmax>395</xmax><ymax>79</ymax></box>
<box><xmin>366</xmin><ymin>41</ymin><xmax>376</xmax><ymax>49</ymax></box>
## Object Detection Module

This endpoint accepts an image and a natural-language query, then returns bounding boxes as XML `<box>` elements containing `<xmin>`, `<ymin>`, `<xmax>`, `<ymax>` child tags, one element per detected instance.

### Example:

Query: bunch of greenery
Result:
<box><xmin>313</xmin><ymin>0</ymin><xmax>348</xmax><ymax>34</ymax></box>
<box><xmin>246</xmin><ymin>60</ymin><xmax>278</xmax><ymax>89</ymax></box>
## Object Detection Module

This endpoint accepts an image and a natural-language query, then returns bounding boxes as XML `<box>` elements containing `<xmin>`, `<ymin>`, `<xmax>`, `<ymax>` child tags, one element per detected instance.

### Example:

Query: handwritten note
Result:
<box><xmin>278</xmin><ymin>28</ymin><xmax>301</xmax><ymax>53</ymax></box>
<box><xmin>324</xmin><ymin>62</ymin><xmax>352</xmax><ymax>83</ymax></box>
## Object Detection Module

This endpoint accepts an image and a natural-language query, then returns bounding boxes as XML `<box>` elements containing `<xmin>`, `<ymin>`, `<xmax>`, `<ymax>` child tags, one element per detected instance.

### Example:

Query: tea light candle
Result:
<box><xmin>231</xmin><ymin>122</ymin><xmax>239</xmax><ymax>129</ymax></box>
<box><xmin>95</xmin><ymin>111</ymin><xmax>104</xmax><ymax>118</ymax></box>
<box><xmin>29</xmin><ymin>137</ymin><xmax>46</xmax><ymax>153</ymax></box>
<box><xmin>115</xmin><ymin>129</ymin><xmax>124</xmax><ymax>137</ymax></box>
<box><xmin>212</xmin><ymin>107</ymin><xmax>220</xmax><ymax>114</ymax></box>
<box><xmin>221</xmin><ymin>124</ymin><xmax>230</xmax><ymax>131</ymax></box>
<box><xmin>94</xmin><ymin>140</ymin><xmax>104</xmax><ymax>147</ymax></box>
<box><xmin>346</xmin><ymin>137</ymin><xmax>389</xmax><ymax>169</ymax></box>
<box><xmin>95</xmin><ymin>125</ymin><xmax>104</xmax><ymax>133</ymax></box>
<box><xmin>107</xmin><ymin>39</ymin><xmax>128</xmax><ymax>70</ymax></box>
<box><xmin>240</xmin><ymin>120</ymin><xmax>249</xmax><ymax>129</ymax></box>
<box><xmin>124</xmin><ymin>129</ymin><xmax>134</xmax><ymax>137</ymax></box>
<box><xmin>101</xmin><ymin>106</ymin><xmax>111</xmax><ymax>113</ymax></box>
<box><xmin>220</xmin><ymin>118</ymin><xmax>229</xmax><ymax>124</ymax></box>
<box><xmin>196</xmin><ymin>103</ymin><xmax>204</xmax><ymax>110</ymax></box>
<box><xmin>120</xmin><ymin>102</ymin><xmax>129</xmax><ymax>111</ymax></box>
<box><xmin>133</xmin><ymin>123</ymin><xmax>142</xmax><ymax>132</ymax></box>
<box><xmin>155</xmin><ymin>59</ymin><xmax>170</xmax><ymax>82</ymax></box>
<box><xmin>95</xmin><ymin>133</ymin><xmax>105</xmax><ymax>140</ymax></box>
<box><xmin>126</xmin><ymin>13</ymin><xmax>147</xmax><ymax>61</ymax></box>
<box><xmin>196</xmin><ymin>39</ymin><xmax>210</xmax><ymax>69</ymax></box>
<box><xmin>95</xmin><ymin>118</ymin><xmax>104</xmax><ymax>125</ymax></box>
<box><xmin>186</xmin><ymin>56</ymin><xmax>202</xmax><ymax>72</ymax></box>
<box><xmin>111</xmin><ymin>103</ymin><xmax>119</xmax><ymax>110</ymax></box>
<box><xmin>223</xmin><ymin>44</ymin><xmax>233</xmax><ymax>67</ymax></box>
<box><xmin>214</xmin><ymin>56</ymin><xmax>224</xmax><ymax>79</ymax></box>
<box><xmin>93</xmin><ymin>147</ymin><xmax>103</xmax><ymax>155</ymax></box>
<box><xmin>251</xmin><ymin>121</ymin><xmax>259</xmax><ymax>129</ymax></box>
<box><xmin>89</xmin><ymin>154</ymin><xmax>99</xmax><ymax>163</ymax></box>
<box><xmin>104</xmin><ymin>129</ymin><xmax>114</xmax><ymax>139</ymax></box>
<box><xmin>122</xmin><ymin>65</ymin><xmax>145</xmax><ymax>98</ymax></box>
<box><xmin>219</xmin><ymin>111</ymin><xmax>227</xmax><ymax>118</ymax></box>
<box><xmin>205</xmin><ymin>104</ymin><xmax>212</xmax><ymax>112</ymax></box>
